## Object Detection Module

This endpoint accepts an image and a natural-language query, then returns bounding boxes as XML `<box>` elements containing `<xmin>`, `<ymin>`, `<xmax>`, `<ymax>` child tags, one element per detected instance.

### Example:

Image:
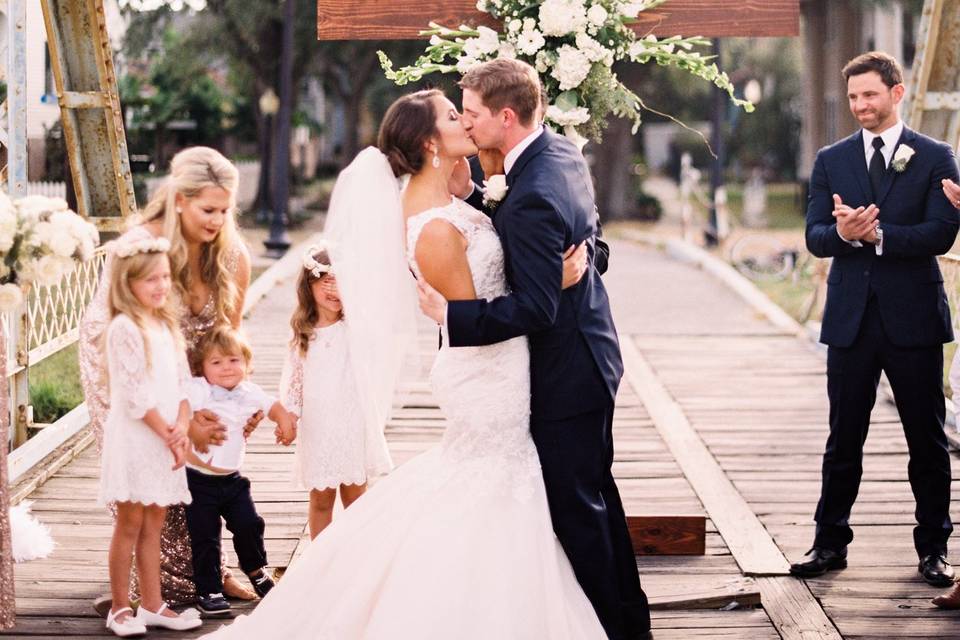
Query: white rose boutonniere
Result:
<box><xmin>483</xmin><ymin>174</ymin><xmax>508</xmax><ymax>208</ymax></box>
<box><xmin>892</xmin><ymin>144</ymin><xmax>916</xmax><ymax>173</ymax></box>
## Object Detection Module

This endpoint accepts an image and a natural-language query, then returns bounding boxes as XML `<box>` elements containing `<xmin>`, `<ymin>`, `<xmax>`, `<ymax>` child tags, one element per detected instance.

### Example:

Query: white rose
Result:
<box><xmin>0</xmin><ymin>283</ymin><xmax>23</xmax><ymax>312</ymax></box>
<box><xmin>546</xmin><ymin>104</ymin><xmax>591</xmax><ymax>126</ymax></box>
<box><xmin>0</xmin><ymin>209</ymin><xmax>16</xmax><ymax>253</ymax></box>
<box><xmin>552</xmin><ymin>45</ymin><xmax>593</xmax><ymax>91</ymax></box>
<box><xmin>15</xmin><ymin>195</ymin><xmax>68</xmax><ymax>221</ymax></box>
<box><xmin>483</xmin><ymin>174</ymin><xmax>509</xmax><ymax>203</ymax></box>
<box><xmin>31</xmin><ymin>254</ymin><xmax>71</xmax><ymax>287</ymax></box>
<box><xmin>517</xmin><ymin>29</ymin><xmax>546</xmax><ymax>56</ymax></box>
<box><xmin>587</xmin><ymin>4</ymin><xmax>608</xmax><ymax>25</ymax></box>
<box><xmin>575</xmin><ymin>32</ymin><xmax>607</xmax><ymax>62</ymax></box>
<box><xmin>619</xmin><ymin>2</ymin><xmax>644</xmax><ymax>18</ymax></box>
<box><xmin>48</xmin><ymin>226</ymin><xmax>79</xmax><ymax>258</ymax></box>
<box><xmin>892</xmin><ymin>144</ymin><xmax>916</xmax><ymax>171</ymax></box>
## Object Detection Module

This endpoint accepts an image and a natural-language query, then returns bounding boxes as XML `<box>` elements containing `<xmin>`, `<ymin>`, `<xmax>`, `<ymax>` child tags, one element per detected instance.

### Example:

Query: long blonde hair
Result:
<box><xmin>290</xmin><ymin>248</ymin><xmax>337</xmax><ymax>356</ymax></box>
<box><xmin>108</xmin><ymin>251</ymin><xmax>183</xmax><ymax>371</ymax></box>
<box><xmin>138</xmin><ymin>146</ymin><xmax>241</xmax><ymax>325</ymax></box>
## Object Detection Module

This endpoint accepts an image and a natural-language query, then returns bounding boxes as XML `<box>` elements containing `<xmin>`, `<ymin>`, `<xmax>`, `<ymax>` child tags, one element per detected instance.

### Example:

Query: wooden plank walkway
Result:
<box><xmin>8</xmin><ymin>237</ymin><xmax>960</xmax><ymax>638</ymax></box>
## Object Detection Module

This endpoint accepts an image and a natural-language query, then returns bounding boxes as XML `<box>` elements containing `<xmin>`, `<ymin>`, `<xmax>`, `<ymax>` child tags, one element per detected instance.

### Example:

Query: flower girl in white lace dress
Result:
<box><xmin>97</xmin><ymin>237</ymin><xmax>201</xmax><ymax>637</ymax></box>
<box><xmin>280</xmin><ymin>244</ymin><xmax>392</xmax><ymax>539</ymax></box>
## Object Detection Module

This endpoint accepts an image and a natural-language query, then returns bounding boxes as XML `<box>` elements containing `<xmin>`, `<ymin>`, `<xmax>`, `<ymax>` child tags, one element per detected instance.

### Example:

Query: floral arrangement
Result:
<box><xmin>303</xmin><ymin>243</ymin><xmax>334</xmax><ymax>279</ymax></box>
<box><xmin>0</xmin><ymin>192</ymin><xmax>100</xmax><ymax>311</ymax></box>
<box><xmin>379</xmin><ymin>0</ymin><xmax>754</xmax><ymax>147</ymax></box>
<box><xmin>112</xmin><ymin>237</ymin><xmax>171</xmax><ymax>258</ymax></box>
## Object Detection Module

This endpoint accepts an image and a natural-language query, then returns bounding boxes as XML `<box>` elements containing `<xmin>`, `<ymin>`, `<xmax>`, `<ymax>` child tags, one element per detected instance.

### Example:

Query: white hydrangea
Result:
<box><xmin>516</xmin><ymin>29</ymin><xmax>546</xmax><ymax>56</ymax></box>
<box><xmin>575</xmin><ymin>33</ymin><xmax>607</xmax><ymax>63</ymax></box>
<box><xmin>48</xmin><ymin>226</ymin><xmax>79</xmax><ymax>258</ymax></box>
<box><xmin>0</xmin><ymin>193</ymin><xmax>16</xmax><ymax>254</ymax></box>
<box><xmin>15</xmin><ymin>196</ymin><xmax>68</xmax><ymax>221</ymax></box>
<box><xmin>587</xmin><ymin>4</ymin><xmax>608</xmax><ymax>25</ymax></box>
<box><xmin>552</xmin><ymin>45</ymin><xmax>593</xmax><ymax>91</ymax></box>
<box><xmin>546</xmin><ymin>105</ymin><xmax>592</xmax><ymax>126</ymax></box>
<box><xmin>539</xmin><ymin>0</ymin><xmax>588</xmax><ymax>37</ymax></box>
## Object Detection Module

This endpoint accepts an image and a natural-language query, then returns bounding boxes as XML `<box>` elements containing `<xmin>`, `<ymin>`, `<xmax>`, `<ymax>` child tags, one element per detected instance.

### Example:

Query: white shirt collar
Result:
<box><xmin>504</xmin><ymin>126</ymin><xmax>544</xmax><ymax>176</ymax></box>
<box><xmin>862</xmin><ymin>120</ymin><xmax>904</xmax><ymax>166</ymax></box>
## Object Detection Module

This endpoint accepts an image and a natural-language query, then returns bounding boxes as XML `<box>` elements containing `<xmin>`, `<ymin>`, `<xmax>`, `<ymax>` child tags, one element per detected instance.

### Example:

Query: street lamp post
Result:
<box><xmin>706</xmin><ymin>37</ymin><xmax>726</xmax><ymax>248</ymax></box>
<box><xmin>264</xmin><ymin>0</ymin><xmax>295</xmax><ymax>258</ymax></box>
<box><xmin>256</xmin><ymin>88</ymin><xmax>279</xmax><ymax>225</ymax></box>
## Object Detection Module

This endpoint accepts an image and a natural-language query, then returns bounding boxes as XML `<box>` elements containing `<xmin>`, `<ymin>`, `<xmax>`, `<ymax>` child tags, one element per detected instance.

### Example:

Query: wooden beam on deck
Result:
<box><xmin>317</xmin><ymin>0</ymin><xmax>800</xmax><ymax>40</ymax></box>
<box><xmin>628</xmin><ymin>514</ymin><xmax>705</xmax><ymax>555</ymax></box>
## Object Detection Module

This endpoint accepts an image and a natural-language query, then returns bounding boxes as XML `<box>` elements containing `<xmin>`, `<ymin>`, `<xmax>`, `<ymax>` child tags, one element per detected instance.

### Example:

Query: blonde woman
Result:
<box><xmin>79</xmin><ymin>146</ymin><xmax>259</xmax><ymax>607</ymax></box>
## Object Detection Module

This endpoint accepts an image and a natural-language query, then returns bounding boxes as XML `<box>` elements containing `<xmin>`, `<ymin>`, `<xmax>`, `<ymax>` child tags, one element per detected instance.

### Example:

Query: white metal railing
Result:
<box><xmin>5</xmin><ymin>246</ymin><xmax>107</xmax><ymax>448</ymax></box>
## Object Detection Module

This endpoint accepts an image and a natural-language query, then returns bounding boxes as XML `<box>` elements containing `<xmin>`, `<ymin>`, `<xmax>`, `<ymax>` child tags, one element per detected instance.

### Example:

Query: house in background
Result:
<box><xmin>1</xmin><ymin>0</ymin><xmax>125</xmax><ymax>180</ymax></box>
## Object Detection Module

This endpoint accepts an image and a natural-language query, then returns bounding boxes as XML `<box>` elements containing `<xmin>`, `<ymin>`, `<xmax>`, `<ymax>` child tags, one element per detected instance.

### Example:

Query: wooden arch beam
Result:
<box><xmin>318</xmin><ymin>0</ymin><xmax>800</xmax><ymax>40</ymax></box>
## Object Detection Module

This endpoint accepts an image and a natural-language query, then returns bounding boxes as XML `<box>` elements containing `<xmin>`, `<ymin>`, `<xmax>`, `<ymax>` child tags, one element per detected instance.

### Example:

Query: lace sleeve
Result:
<box><xmin>279</xmin><ymin>343</ymin><xmax>304</xmax><ymax>417</ymax></box>
<box><xmin>106</xmin><ymin>315</ymin><xmax>156</xmax><ymax>419</ymax></box>
<box><xmin>176</xmin><ymin>350</ymin><xmax>193</xmax><ymax>404</ymax></box>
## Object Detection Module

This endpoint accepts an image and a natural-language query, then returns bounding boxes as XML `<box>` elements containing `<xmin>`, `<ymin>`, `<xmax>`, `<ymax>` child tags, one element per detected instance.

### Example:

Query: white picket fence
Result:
<box><xmin>26</xmin><ymin>181</ymin><xmax>67</xmax><ymax>199</ymax></box>
<box><xmin>27</xmin><ymin>160</ymin><xmax>261</xmax><ymax>209</ymax></box>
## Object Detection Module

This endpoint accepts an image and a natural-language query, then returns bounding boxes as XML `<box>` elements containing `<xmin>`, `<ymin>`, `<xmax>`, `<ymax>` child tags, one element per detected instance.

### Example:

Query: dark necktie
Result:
<box><xmin>869</xmin><ymin>136</ymin><xmax>886</xmax><ymax>199</ymax></box>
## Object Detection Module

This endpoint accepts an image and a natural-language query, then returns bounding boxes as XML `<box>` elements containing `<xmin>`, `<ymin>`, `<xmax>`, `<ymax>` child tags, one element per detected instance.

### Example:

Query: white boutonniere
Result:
<box><xmin>891</xmin><ymin>144</ymin><xmax>916</xmax><ymax>172</ymax></box>
<box><xmin>482</xmin><ymin>174</ymin><xmax>508</xmax><ymax>208</ymax></box>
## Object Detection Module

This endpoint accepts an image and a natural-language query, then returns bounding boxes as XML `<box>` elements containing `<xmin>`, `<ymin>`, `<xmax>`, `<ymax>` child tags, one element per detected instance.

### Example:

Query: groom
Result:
<box><xmin>418</xmin><ymin>58</ymin><xmax>650</xmax><ymax>640</ymax></box>
<box><xmin>793</xmin><ymin>51</ymin><xmax>959</xmax><ymax>585</ymax></box>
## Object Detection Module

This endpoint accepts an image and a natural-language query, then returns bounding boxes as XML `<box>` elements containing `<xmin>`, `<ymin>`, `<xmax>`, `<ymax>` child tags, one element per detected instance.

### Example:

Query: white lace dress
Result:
<box><xmin>201</xmin><ymin>199</ymin><xmax>605</xmax><ymax>639</ymax></box>
<box><xmin>281</xmin><ymin>320</ymin><xmax>392</xmax><ymax>490</ymax></box>
<box><xmin>98</xmin><ymin>314</ymin><xmax>192</xmax><ymax>507</ymax></box>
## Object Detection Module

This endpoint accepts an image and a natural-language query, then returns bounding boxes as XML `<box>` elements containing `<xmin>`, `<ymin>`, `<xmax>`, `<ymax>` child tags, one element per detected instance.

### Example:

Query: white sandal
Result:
<box><xmin>105</xmin><ymin>606</ymin><xmax>146</xmax><ymax>637</ymax></box>
<box><xmin>135</xmin><ymin>602</ymin><xmax>203</xmax><ymax>630</ymax></box>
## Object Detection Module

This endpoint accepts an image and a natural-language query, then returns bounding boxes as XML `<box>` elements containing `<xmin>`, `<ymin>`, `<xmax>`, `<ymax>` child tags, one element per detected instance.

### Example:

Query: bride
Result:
<box><xmin>201</xmin><ymin>89</ymin><xmax>606</xmax><ymax>639</ymax></box>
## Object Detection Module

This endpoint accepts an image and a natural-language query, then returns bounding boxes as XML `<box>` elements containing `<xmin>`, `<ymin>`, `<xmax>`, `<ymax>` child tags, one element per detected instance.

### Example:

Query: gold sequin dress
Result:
<box><xmin>79</xmin><ymin>225</ymin><xmax>242</xmax><ymax>605</ymax></box>
<box><xmin>0</xmin><ymin>322</ymin><xmax>15</xmax><ymax>629</ymax></box>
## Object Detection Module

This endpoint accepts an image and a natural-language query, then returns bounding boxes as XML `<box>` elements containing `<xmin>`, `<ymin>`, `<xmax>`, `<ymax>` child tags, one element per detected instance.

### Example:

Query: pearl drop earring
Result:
<box><xmin>432</xmin><ymin>150</ymin><xmax>440</xmax><ymax>169</ymax></box>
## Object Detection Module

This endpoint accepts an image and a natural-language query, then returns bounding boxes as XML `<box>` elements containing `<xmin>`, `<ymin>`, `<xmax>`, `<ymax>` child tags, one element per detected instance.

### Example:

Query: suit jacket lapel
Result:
<box><xmin>846</xmin><ymin>131</ymin><xmax>874</xmax><ymax>204</ymax></box>
<box><xmin>505</xmin><ymin>128</ymin><xmax>551</xmax><ymax>189</ymax></box>
<box><xmin>875</xmin><ymin>126</ymin><xmax>915</xmax><ymax>207</ymax></box>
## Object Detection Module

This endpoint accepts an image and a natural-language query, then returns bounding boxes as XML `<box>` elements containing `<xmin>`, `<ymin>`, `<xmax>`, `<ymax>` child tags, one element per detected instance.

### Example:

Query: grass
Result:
<box><xmin>28</xmin><ymin>344</ymin><xmax>82</xmax><ymax>424</ymax></box>
<box><xmin>726</xmin><ymin>182</ymin><xmax>806</xmax><ymax>230</ymax></box>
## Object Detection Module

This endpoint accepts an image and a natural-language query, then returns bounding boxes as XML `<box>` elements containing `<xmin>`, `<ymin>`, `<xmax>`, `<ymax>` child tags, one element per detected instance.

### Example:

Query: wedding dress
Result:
<box><xmin>201</xmin><ymin>150</ymin><xmax>606</xmax><ymax>639</ymax></box>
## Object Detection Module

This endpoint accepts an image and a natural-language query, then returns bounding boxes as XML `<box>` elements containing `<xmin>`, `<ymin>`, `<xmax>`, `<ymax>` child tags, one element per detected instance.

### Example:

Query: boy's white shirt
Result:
<box><xmin>185</xmin><ymin>376</ymin><xmax>277</xmax><ymax>473</ymax></box>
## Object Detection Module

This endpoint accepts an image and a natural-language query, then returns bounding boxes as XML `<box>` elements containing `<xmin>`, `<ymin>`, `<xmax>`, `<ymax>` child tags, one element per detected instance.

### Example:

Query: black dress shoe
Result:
<box><xmin>789</xmin><ymin>547</ymin><xmax>847</xmax><ymax>577</ymax></box>
<box><xmin>919</xmin><ymin>554</ymin><xmax>955</xmax><ymax>587</ymax></box>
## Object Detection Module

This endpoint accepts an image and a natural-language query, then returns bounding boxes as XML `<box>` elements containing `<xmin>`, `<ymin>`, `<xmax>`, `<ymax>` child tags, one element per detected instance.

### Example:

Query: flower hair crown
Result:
<box><xmin>302</xmin><ymin>242</ymin><xmax>333</xmax><ymax>278</ymax></box>
<box><xmin>112</xmin><ymin>237</ymin><xmax>171</xmax><ymax>258</ymax></box>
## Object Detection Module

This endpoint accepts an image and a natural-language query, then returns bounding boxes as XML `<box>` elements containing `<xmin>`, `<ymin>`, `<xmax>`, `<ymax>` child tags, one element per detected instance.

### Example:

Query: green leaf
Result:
<box><xmin>555</xmin><ymin>91</ymin><xmax>580</xmax><ymax>110</ymax></box>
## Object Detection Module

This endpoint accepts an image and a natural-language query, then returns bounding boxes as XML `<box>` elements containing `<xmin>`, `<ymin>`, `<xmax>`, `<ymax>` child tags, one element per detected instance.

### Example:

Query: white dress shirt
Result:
<box><xmin>837</xmin><ymin>120</ymin><xmax>903</xmax><ymax>255</ymax></box>
<box><xmin>504</xmin><ymin>126</ymin><xmax>544</xmax><ymax>175</ymax></box>
<box><xmin>186</xmin><ymin>377</ymin><xmax>277</xmax><ymax>473</ymax></box>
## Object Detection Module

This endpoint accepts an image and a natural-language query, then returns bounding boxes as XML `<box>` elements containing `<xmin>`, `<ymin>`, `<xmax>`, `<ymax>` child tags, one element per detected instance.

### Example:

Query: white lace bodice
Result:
<box><xmin>405</xmin><ymin>199</ymin><xmax>538</xmax><ymax>501</ymax></box>
<box><xmin>406</xmin><ymin>198</ymin><xmax>509</xmax><ymax>302</ymax></box>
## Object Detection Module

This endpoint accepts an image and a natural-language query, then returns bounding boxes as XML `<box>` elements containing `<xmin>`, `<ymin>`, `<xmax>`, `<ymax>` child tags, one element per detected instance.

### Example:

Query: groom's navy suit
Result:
<box><xmin>454</xmin><ymin>128</ymin><xmax>649</xmax><ymax>639</ymax></box>
<box><xmin>806</xmin><ymin>125</ymin><xmax>959</xmax><ymax>557</ymax></box>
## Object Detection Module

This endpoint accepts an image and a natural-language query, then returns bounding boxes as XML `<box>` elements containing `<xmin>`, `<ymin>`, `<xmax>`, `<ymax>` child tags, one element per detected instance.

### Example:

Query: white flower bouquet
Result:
<box><xmin>379</xmin><ymin>0</ymin><xmax>753</xmax><ymax>145</ymax></box>
<box><xmin>0</xmin><ymin>191</ymin><xmax>100</xmax><ymax>311</ymax></box>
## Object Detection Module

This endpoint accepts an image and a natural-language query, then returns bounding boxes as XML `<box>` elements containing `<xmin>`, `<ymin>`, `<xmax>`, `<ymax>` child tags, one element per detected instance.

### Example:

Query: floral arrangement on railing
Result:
<box><xmin>0</xmin><ymin>192</ymin><xmax>100</xmax><ymax>311</ymax></box>
<box><xmin>379</xmin><ymin>0</ymin><xmax>753</xmax><ymax>146</ymax></box>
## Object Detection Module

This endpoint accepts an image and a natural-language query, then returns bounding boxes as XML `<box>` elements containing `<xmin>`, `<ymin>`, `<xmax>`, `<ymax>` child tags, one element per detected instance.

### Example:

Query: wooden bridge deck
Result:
<box><xmin>2</xmin><ymin>239</ymin><xmax>959</xmax><ymax>638</ymax></box>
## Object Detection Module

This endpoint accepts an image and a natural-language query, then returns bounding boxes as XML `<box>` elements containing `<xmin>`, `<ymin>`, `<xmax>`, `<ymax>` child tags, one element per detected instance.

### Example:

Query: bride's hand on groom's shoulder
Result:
<box><xmin>478</xmin><ymin>149</ymin><xmax>505</xmax><ymax>179</ymax></box>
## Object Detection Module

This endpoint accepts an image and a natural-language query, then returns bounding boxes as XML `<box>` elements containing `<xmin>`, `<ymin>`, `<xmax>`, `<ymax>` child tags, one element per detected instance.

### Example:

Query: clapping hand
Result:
<box><xmin>833</xmin><ymin>194</ymin><xmax>879</xmax><ymax>243</ymax></box>
<box><xmin>943</xmin><ymin>179</ymin><xmax>960</xmax><ymax>210</ymax></box>
<box><xmin>562</xmin><ymin>242</ymin><xmax>588</xmax><ymax>289</ymax></box>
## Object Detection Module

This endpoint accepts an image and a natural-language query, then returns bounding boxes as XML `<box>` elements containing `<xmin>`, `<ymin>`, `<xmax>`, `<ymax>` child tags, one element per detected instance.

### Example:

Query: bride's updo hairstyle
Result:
<box><xmin>377</xmin><ymin>89</ymin><xmax>442</xmax><ymax>178</ymax></box>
